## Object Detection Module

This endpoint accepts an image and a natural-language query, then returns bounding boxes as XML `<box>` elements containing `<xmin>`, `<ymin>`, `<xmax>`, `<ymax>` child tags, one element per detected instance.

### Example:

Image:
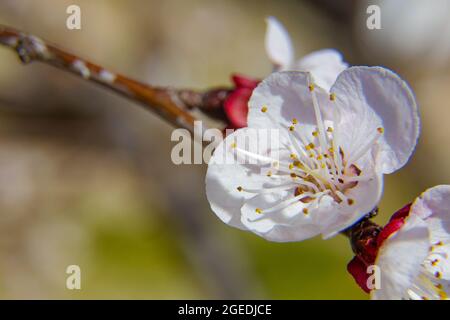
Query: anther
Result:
<box><xmin>306</xmin><ymin>143</ymin><xmax>315</xmax><ymax>150</ymax></box>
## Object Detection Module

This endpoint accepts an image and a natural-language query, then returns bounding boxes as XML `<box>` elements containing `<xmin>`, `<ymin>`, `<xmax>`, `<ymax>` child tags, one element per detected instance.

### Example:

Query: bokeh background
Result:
<box><xmin>0</xmin><ymin>0</ymin><xmax>449</xmax><ymax>299</ymax></box>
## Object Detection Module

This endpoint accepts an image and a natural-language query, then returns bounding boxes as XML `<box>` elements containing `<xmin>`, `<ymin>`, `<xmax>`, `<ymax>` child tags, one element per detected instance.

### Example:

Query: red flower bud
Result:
<box><xmin>223</xmin><ymin>74</ymin><xmax>260</xmax><ymax>128</ymax></box>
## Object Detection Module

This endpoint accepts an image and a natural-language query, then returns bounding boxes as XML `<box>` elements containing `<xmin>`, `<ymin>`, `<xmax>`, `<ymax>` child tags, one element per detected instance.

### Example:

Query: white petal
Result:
<box><xmin>205</xmin><ymin>128</ymin><xmax>288</xmax><ymax>230</ymax></box>
<box><xmin>240</xmin><ymin>190</ymin><xmax>322</xmax><ymax>242</ymax></box>
<box><xmin>411</xmin><ymin>185</ymin><xmax>450</xmax><ymax>221</ymax></box>
<box><xmin>411</xmin><ymin>185</ymin><xmax>450</xmax><ymax>244</ymax></box>
<box><xmin>371</xmin><ymin>215</ymin><xmax>430</xmax><ymax>300</ymax></box>
<box><xmin>331</xmin><ymin>66</ymin><xmax>420</xmax><ymax>174</ymax></box>
<box><xmin>248</xmin><ymin>71</ymin><xmax>331</xmax><ymax>131</ymax></box>
<box><xmin>265</xmin><ymin>16</ymin><xmax>294</xmax><ymax>69</ymax></box>
<box><xmin>411</xmin><ymin>185</ymin><xmax>450</xmax><ymax>280</ymax></box>
<box><xmin>296</xmin><ymin>49</ymin><xmax>348</xmax><ymax>92</ymax></box>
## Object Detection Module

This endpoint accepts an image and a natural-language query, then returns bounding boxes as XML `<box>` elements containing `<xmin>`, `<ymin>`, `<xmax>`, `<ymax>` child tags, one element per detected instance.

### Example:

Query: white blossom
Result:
<box><xmin>206</xmin><ymin>67</ymin><xmax>419</xmax><ymax>241</ymax></box>
<box><xmin>373</xmin><ymin>185</ymin><xmax>450</xmax><ymax>300</ymax></box>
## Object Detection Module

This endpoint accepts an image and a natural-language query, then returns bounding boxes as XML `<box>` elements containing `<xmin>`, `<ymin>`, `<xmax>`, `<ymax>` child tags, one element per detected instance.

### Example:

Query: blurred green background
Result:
<box><xmin>0</xmin><ymin>0</ymin><xmax>449</xmax><ymax>299</ymax></box>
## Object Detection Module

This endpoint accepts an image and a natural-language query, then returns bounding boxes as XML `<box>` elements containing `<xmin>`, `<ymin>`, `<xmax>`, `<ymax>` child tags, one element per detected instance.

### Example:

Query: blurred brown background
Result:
<box><xmin>0</xmin><ymin>0</ymin><xmax>449</xmax><ymax>299</ymax></box>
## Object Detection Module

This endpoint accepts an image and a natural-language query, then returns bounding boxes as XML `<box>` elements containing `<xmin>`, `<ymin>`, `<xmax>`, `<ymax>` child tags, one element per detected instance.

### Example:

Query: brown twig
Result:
<box><xmin>0</xmin><ymin>25</ymin><xmax>229</xmax><ymax>135</ymax></box>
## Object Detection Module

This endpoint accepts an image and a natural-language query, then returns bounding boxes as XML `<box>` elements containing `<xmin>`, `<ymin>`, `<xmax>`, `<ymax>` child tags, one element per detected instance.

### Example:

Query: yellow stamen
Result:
<box><xmin>306</xmin><ymin>143</ymin><xmax>315</xmax><ymax>150</ymax></box>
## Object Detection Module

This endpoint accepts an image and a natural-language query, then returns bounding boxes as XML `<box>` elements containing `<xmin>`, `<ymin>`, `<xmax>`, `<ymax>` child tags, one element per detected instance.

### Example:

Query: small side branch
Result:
<box><xmin>0</xmin><ymin>25</ymin><xmax>229</xmax><ymax>134</ymax></box>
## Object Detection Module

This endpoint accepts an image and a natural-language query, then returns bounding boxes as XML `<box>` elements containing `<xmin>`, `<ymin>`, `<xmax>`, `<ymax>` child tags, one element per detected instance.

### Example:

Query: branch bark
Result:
<box><xmin>0</xmin><ymin>25</ymin><xmax>229</xmax><ymax>136</ymax></box>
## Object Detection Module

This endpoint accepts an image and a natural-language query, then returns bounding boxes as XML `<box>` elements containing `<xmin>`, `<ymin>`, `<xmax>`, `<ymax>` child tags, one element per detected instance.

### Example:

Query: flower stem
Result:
<box><xmin>342</xmin><ymin>208</ymin><xmax>381</xmax><ymax>263</ymax></box>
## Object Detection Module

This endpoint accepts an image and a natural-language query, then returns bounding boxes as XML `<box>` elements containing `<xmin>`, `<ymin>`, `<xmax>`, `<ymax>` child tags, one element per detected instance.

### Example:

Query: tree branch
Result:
<box><xmin>0</xmin><ymin>25</ymin><xmax>229</xmax><ymax>135</ymax></box>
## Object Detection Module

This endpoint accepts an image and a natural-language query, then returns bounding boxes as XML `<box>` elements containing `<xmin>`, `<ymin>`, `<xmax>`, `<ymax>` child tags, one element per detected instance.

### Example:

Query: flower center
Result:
<box><xmin>232</xmin><ymin>76</ymin><xmax>384</xmax><ymax>215</ymax></box>
<box><xmin>270</xmin><ymin>77</ymin><xmax>383</xmax><ymax>205</ymax></box>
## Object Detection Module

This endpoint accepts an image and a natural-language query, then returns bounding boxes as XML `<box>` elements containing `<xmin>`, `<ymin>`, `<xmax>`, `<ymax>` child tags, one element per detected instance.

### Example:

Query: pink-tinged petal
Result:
<box><xmin>224</xmin><ymin>87</ymin><xmax>251</xmax><ymax>128</ymax></box>
<box><xmin>377</xmin><ymin>203</ymin><xmax>411</xmax><ymax>247</ymax></box>
<box><xmin>231</xmin><ymin>73</ymin><xmax>259</xmax><ymax>89</ymax></box>
<box><xmin>377</xmin><ymin>218</ymin><xmax>407</xmax><ymax>248</ymax></box>
<box><xmin>265</xmin><ymin>16</ymin><xmax>294</xmax><ymax>69</ymax></box>
<box><xmin>347</xmin><ymin>256</ymin><xmax>371</xmax><ymax>293</ymax></box>
<box><xmin>331</xmin><ymin>66</ymin><xmax>420</xmax><ymax>174</ymax></box>
<box><xmin>389</xmin><ymin>203</ymin><xmax>412</xmax><ymax>221</ymax></box>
